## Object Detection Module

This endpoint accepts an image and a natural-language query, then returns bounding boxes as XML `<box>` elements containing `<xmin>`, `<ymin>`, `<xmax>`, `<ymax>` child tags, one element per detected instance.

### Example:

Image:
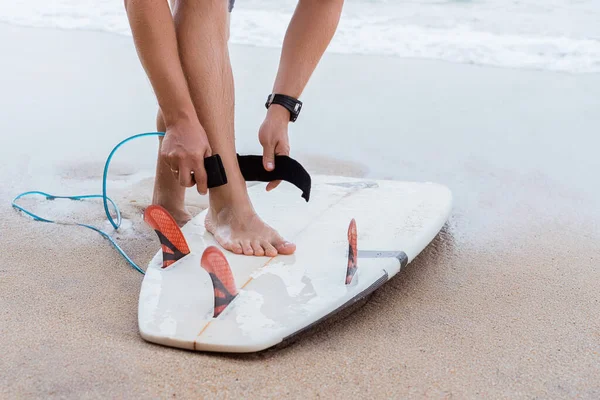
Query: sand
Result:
<box><xmin>1</xmin><ymin>23</ymin><xmax>599</xmax><ymax>398</ymax></box>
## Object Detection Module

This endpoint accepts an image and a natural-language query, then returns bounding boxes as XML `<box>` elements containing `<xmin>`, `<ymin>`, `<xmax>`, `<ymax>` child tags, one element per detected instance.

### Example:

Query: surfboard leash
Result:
<box><xmin>11</xmin><ymin>132</ymin><xmax>167</xmax><ymax>275</ymax></box>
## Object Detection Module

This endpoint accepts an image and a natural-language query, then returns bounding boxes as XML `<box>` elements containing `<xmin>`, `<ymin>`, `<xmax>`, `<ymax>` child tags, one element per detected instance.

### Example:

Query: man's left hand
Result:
<box><xmin>259</xmin><ymin>105</ymin><xmax>291</xmax><ymax>192</ymax></box>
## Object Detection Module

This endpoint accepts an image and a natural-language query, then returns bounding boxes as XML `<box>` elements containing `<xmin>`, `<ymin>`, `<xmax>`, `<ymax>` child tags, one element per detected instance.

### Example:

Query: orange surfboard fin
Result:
<box><xmin>144</xmin><ymin>205</ymin><xmax>191</xmax><ymax>268</ymax></box>
<box><xmin>201</xmin><ymin>246</ymin><xmax>239</xmax><ymax>318</ymax></box>
<box><xmin>346</xmin><ymin>218</ymin><xmax>358</xmax><ymax>285</ymax></box>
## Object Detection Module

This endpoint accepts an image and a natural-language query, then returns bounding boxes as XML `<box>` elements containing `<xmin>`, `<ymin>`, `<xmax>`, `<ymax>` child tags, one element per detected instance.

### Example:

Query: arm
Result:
<box><xmin>124</xmin><ymin>0</ymin><xmax>211</xmax><ymax>193</ymax></box>
<box><xmin>259</xmin><ymin>0</ymin><xmax>344</xmax><ymax>189</ymax></box>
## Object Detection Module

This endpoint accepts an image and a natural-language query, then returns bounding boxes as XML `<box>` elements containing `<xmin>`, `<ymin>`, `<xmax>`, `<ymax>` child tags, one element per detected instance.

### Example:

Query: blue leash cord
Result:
<box><xmin>11</xmin><ymin>132</ymin><xmax>166</xmax><ymax>275</ymax></box>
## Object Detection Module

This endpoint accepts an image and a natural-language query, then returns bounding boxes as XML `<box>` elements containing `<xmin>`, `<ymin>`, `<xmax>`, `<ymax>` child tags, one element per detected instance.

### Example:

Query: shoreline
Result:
<box><xmin>2</xmin><ymin>21</ymin><xmax>600</xmax><ymax>77</ymax></box>
<box><xmin>1</xmin><ymin>23</ymin><xmax>599</xmax><ymax>398</ymax></box>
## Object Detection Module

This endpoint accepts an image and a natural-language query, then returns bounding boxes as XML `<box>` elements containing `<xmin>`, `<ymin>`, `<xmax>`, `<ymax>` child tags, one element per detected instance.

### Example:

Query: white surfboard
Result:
<box><xmin>138</xmin><ymin>175</ymin><xmax>452</xmax><ymax>353</ymax></box>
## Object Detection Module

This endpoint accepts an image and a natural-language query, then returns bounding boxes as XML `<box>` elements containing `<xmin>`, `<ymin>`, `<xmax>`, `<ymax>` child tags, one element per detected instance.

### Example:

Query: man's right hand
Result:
<box><xmin>160</xmin><ymin>117</ymin><xmax>212</xmax><ymax>195</ymax></box>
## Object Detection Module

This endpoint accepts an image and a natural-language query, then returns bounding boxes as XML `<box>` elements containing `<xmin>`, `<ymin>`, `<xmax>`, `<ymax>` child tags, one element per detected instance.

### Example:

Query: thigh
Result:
<box><xmin>172</xmin><ymin>0</ymin><xmax>232</xmax><ymax>50</ymax></box>
<box><xmin>170</xmin><ymin>0</ymin><xmax>234</xmax><ymax>129</ymax></box>
<box><xmin>171</xmin><ymin>0</ymin><xmax>231</xmax><ymax>15</ymax></box>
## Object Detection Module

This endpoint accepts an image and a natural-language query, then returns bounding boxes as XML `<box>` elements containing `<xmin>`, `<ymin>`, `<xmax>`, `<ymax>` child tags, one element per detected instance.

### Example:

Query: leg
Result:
<box><xmin>170</xmin><ymin>0</ymin><xmax>295</xmax><ymax>256</ymax></box>
<box><xmin>152</xmin><ymin>109</ymin><xmax>192</xmax><ymax>226</ymax></box>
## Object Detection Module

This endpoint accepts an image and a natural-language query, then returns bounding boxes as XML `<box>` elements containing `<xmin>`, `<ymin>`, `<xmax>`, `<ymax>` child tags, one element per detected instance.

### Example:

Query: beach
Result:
<box><xmin>1</xmin><ymin>22</ymin><xmax>599</xmax><ymax>398</ymax></box>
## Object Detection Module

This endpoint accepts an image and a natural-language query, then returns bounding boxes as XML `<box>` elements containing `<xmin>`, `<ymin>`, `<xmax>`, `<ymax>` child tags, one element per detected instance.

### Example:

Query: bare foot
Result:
<box><xmin>152</xmin><ymin>161</ymin><xmax>192</xmax><ymax>227</ymax></box>
<box><xmin>205</xmin><ymin>183</ymin><xmax>295</xmax><ymax>257</ymax></box>
<box><xmin>152</xmin><ymin>185</ymin><xmax>192</xmax><ymax>227</ymax></box>
<box><xmin>152</xmin><ymin>194</ymin><xmax>192</xmax><ymax>227</ymax></box>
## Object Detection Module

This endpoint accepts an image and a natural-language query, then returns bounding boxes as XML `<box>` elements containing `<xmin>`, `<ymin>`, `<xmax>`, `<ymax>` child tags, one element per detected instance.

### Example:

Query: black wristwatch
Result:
<box><xmin>265</xmin><ymin>93</ymin><xmax>303</xmax><ymax>122</ymax></box>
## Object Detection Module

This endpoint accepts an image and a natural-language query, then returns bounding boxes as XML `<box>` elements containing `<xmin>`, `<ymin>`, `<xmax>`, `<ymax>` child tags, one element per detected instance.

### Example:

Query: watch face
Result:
<box><xmin>294</xmin><ymin>103</ymin><xmax>301</xmax><ymax>112</ymax></box>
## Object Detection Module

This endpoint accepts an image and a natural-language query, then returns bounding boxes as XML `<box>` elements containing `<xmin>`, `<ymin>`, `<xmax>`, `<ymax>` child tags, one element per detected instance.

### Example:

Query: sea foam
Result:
<box><xmin>1</xmin><ymin>0</ymin><xmax>599</xmax><ymax>74</ymax></box>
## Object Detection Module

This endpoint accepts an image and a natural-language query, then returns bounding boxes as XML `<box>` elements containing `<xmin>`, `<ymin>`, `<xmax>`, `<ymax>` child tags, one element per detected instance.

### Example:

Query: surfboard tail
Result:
<box><xmin>143</xmin><ymin>205</ymin><xmax>191</xmax><ymax>268</ymax></box>
<box><xmin>201</xmin><ymin>246</ymin><xmax>238</xmax><ymax>318</ymax></box>
<box><xmin>346</xmin><ymin>218</ymin><xmax>358</xmax><ymax>285</ymax></box>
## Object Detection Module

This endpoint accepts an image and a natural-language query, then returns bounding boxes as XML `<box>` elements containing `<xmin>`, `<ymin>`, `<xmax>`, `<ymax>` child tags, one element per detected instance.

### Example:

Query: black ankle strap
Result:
<box><xmin>205</xmin><ymin>154</ymin><xmax>311</xmax><ymax>201</ymax></box>
<box><xmin>205</xmin><ymin>154</ymin><xmax>228</xmax><ymax>188</ymax></box>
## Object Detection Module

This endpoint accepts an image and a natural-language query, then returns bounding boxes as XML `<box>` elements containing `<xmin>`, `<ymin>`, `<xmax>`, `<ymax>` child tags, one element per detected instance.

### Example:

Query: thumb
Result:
<box><xmin>263</xmin><ymin>144</ymin><xmax>276</xmax><ymax>171</ymax></box>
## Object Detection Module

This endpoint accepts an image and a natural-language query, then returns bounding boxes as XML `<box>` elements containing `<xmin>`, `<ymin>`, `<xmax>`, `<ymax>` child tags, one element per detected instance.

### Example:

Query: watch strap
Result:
<box><xmin>265</xmin><ymin>93</ymin><xmax>303</xmax><ymax>122</ymax></box>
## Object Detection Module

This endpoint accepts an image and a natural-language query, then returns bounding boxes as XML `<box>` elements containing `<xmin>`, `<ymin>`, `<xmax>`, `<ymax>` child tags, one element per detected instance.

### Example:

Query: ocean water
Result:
<box><xmin>1</xmin><ymin>0</ymin><xmax>599</xmax><ymax>74</ymax></box>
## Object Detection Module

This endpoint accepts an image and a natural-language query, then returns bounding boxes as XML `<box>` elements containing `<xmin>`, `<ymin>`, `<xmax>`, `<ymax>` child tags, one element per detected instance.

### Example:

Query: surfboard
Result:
<box><xmin>138</xmin><ymin>175</ymin><xmax>452</xmax><ymax>353</ymax></box>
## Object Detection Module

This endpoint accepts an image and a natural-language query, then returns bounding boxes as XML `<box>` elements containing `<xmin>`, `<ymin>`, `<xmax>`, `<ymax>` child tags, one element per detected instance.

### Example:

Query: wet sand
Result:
<box><xmin>1</xmin><ymin>23</ymin><xmax>599</xmax><ymax>398</ymax></box>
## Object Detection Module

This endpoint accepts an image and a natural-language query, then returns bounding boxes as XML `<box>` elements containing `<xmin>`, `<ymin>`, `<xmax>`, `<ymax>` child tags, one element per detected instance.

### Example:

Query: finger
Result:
<box><xmin>164</xmin><ymin>153</ymin><xmax>179</xmax><ymax>178</ymax></box>
<box><xmin>274</xmin><ymin>140</ymin><xmax>290</xmax><ymax>157</ymax></box>
<box><xmin>266</xmin><ymin>180</ymin><xmax>281</xmax><ymax>192</ymax></box>
<box><xmin>178</xmin><ymin>166</ymin><xmax>195</xmax><ymax>188</ymax></box>
<box><xmin>204</xmin><ymin>144</ymin><xmax>212</xmax><ymax>158</ymax></box>
<box><xmin>262</xmin><ymin>143</ymin><xmax>276</xmax><ymax>171</ymax></box>
<box><xmin>169</xmin><ymin>164</ymin><xmax>180</xmax><ymax>179</ymax></box>
<box><xmin>193</xmin><ymin>162</ymin><xmax>208</xmax><ymax>195</ymax></box>
<box><xmin>266</xmin><ymin>141</ymin><xmax>288</xmax><ymax>192</ymax></box>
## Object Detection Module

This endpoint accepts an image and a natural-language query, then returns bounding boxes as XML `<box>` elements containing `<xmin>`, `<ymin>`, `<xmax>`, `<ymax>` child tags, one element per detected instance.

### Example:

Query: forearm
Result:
<box><xmin>270</xmin><ymin>0</ymin><xmax>343</xmax><ymax>105</ymax></box>
<box><xmin>124</xmin><ymin>0</ymin><xmax>196</xmax><ymax>127</ymax></box>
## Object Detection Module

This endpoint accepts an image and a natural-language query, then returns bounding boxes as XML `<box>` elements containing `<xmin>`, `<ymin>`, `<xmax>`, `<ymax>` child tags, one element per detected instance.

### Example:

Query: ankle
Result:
<box><xmin>152</xmin><ymin>195</ymin><xmax>185</xmax><ymax>212</ymax></box>
<box><xmin>209</xmin><ymin>186</ymin><xmax>253</xmax><ymax>214</ymax></box>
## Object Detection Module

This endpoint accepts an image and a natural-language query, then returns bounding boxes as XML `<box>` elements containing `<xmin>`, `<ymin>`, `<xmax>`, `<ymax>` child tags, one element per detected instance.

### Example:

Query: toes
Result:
<box><xmin>275</xmin><ymin>240</ymin><xmax>296</xmax><ymax>255</ymax></box>
<box><xmin>230</xmin><ymin>241</ymin><xmax>244</xmax><ymax>255</ymax></box>
<box><xmin>241</xmin><ymin>240</ymin><xmax>254</xmax><ymax>256</ymax></box>
<box><xmin>251</xmin><ymin>240</ymin><xmax>265</xmax><ymax>257</ymax></box>
<box><xmin>213</xmin><ymin>235</ymin><xmax>243</xmax><ymax>255</ymax></box>
<box><xmin>261</xmin><ymin>241</ymin><xmax>278</xmax><ymax>257</ymax></box>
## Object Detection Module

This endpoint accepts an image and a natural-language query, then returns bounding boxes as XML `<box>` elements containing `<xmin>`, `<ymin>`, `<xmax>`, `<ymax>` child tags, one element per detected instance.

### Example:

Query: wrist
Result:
<box><xmin>266</xmin><ymin>104</ymin><xmax>291</xmax><ymax>124</ymax></box>
<box><xmin>162</xmin><ymin>106</ymin><xmax>198</xmax><ymax>130</ymax></box>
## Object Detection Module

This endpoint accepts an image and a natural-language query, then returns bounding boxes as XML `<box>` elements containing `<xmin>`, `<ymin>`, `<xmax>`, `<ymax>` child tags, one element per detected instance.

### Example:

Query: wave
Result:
<box><xmin>1</xmin><ymin>0</ymin><xmax>599</xmax><ymax>74</ymax></box>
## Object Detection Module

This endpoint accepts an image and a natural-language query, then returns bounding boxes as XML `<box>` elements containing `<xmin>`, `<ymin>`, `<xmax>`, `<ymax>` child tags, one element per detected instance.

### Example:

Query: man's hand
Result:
<box><xmin>161</xmin><ymin>117</ymin><xmax>212</xmax><ymax>195</ymax></box>
<box><xmin>259</xmin><ymin>105</ymin><xmax>290</xmax><ymax>191</ymax></box>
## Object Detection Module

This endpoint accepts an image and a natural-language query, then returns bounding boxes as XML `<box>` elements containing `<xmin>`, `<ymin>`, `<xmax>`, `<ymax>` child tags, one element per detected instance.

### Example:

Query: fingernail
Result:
<box><xmin>267</xmin><ymin>162</ymin><xmax>274</xmax><ymax>170</ymax></box>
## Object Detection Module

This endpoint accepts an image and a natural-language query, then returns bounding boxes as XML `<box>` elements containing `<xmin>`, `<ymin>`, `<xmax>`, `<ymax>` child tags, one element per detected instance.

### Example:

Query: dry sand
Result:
<box><xmin>1</xmin><ymin>23</ymin><xmax>599</xmax><ymax>398</ymax></box>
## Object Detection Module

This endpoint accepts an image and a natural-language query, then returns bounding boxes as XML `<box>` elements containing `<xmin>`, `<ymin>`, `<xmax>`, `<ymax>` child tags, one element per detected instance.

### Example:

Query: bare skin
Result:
<box><xmin>125</xmin><ymin>0</ymin><xmax>343</xmax><ymax>256</ymax></box>
<box><xmin>260</xmin><ymin>0</ymin><xmax>345</xmax><ymax>190</ymax></box>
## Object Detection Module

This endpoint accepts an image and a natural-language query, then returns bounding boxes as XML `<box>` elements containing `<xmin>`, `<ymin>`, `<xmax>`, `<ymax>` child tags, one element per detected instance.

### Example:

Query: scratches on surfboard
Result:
<box><xmin>346</xmin><ymin>218</ymin><xmax>358</xmax><ymax>285</ymax></box>
<box><xmin>143</xmin><ymin>205</ymin><xmax>191</xmax><ymax>268</ymax></box>
<box><xmin>201</xmin><ymin>246</ymin><xmax>238</xmax><ymax>318</ymax></box>
<box><xmin>327</xmin><ymin>181</ymin><xmax>378</xmax><ymax>190</ymax></box>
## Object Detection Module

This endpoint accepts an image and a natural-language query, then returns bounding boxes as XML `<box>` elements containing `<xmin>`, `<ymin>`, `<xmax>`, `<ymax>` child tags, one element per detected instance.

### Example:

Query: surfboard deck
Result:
<box><xmin>138</xmin><ymin>175</ymin><xmax>452</xmax><ymax>353</ymax></box>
